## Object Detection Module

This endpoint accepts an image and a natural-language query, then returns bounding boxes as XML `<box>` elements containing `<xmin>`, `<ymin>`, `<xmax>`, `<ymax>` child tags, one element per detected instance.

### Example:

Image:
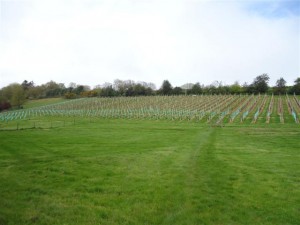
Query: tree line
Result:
<box><xmin>0</xmin><ymin>74</ymin><xmax>299</xmax><ymax>111</ymax></box>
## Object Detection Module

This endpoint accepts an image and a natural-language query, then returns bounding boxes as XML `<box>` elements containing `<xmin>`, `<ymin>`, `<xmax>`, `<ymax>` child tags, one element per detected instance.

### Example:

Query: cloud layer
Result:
<box><xmin>0</xmin><ymin>0</ymin><xmax>299</xmax><ymax>88</ymax></box>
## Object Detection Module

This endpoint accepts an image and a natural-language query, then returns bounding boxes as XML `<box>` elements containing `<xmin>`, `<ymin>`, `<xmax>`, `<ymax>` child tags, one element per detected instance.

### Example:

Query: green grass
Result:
<box><xmin>0</xmin><ymin>119</ymin><xmax>299</xmax><ymax>225</ymax></box>
<box><xmin>23</xmin><ymin>98</ymin><xmax>66</xmax><ymax>109</ymax></box>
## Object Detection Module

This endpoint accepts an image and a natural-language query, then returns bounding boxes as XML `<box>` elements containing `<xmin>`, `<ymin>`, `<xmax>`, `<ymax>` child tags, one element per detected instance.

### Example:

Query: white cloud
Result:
<box><xmin>0</xmin><ymin>0</ymin><xmax>299</xmax><ymax>88</ymax></box>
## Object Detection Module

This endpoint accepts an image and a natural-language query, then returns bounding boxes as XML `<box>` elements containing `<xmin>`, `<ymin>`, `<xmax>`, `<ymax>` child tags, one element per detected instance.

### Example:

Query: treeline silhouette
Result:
<box><xmin>1</xmin><ymin>74</ymin><xmax>299</xmax><ymax>111</ymax></box>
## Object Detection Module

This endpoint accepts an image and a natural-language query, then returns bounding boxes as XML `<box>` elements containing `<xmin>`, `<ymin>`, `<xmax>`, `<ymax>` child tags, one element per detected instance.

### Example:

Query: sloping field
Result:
<box><xmin>0</xmin><ymin>95</ymin><xmax>299</xmax><ymax>130</ymax></box>
<box><xmin>0</xmin><ymin>96</ymin><xmax>299</xmax><ymax>224</ymax></box>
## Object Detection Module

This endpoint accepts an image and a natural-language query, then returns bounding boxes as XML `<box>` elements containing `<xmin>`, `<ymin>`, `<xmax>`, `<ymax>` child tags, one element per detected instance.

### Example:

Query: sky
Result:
<box><xmin>0</xmin><ymin>0</ymin><xmax>299</xmax><ymax>89</ymax></box>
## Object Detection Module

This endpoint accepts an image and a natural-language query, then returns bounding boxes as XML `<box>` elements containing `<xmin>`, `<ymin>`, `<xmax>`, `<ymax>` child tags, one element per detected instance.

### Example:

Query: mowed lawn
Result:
<box><xmin>0</xmin><ymin>119</ymin><xmax>299</xmax><ymax>225</ymax></box>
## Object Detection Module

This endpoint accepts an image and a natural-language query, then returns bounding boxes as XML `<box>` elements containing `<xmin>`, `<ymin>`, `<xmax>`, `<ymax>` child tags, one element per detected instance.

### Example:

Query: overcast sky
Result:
<box><xmin>0</xmin><ymin>0</ymin><xmax>299</xmax><ymax>89</ymax></box>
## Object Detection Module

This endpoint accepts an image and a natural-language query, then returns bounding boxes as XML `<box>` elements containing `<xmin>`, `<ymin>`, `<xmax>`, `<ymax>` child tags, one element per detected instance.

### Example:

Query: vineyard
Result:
<box><xmin>0</xmin><ymin>94</ymin><xmax>300</xmax><ymax>129</ymax></box>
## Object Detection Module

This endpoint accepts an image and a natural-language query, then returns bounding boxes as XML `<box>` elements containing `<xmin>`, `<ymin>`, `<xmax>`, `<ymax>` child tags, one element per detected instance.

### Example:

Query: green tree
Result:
<box><xmin>0</xmin><ymin>88</ymin><xmax>11</xmax><ymax>111</ymax></box>
<box><xmin>10</xmin><ymin>84</ymin><xmax>26</xmax><ymax>108</ymax></box>
<box><xmin>274</xmin><ymin>77</ymin><xmax>287</xmax><ymax>95</ymax></box>
<box><xmin>64</xmin><ymin>92</ymin><xmax>77</xmax><ymax>99</ymax></box>
<box><xmin>133</xmin><ymin>84</ymin><xmax>147</xmax><ymax>96</ymax></box>
<box><xmin>172</xmin><ymin>87</ymin><xmax>183</xmax><ymax>95</ymax></box>
<box><xmin>1</xmin><ymin>83</ymin><xmax>26</xmax><ymax>107</ymax></box>
<box><xmin>74</xmin><ymin>85</ymin><xmax>85</xmax><ymax>95</ymax></box>
<box><xmin>252</xmin><ymin>74</ymin><xmax>270</xmax><ymax>94</ymax></box>
<box><xmin>27</xmin><ymin>86</ymin><xmax>44</xmax><ymax>99</ymax></box>
<box><xmin>1</xmin><ymin>84</ymin><xmax>14</xmax><ymax>101</ymax></box>
<box><xmin>100</xmin><ymin>85</ymin><xmax>117</xmax><ymax>97</ymax></box>
<box><xmin>291</xmin><ymin>77</ymin><xmax>300</xmax><ymax>95</ymax></box>
<box><xmin>21</xmin><ymin>80</ymin><xmax>34</xmax><ymax>90</ymax></box>
<box><xmin>113</xmin><ymin>79</ymin><xmax>135</xmax><ymax>96</ymax></box>
<box><xmin>229</xmin><ymin>81</ymin><xmax>243</xmax><ymax>94</ymax></box>
<box><xmin>190</xmin><ymin>83</ymin><xmax>203</xmax><ymax>95</ymax></box>
<box><xmin>43</xmin><ymin>81</ymin><xmax>66</xmax><ymax>97</ymax></box>
<box><xmin>159</xmin><ymin>80</ymin><xmax>173</xmax><ymax>95</ymax></box>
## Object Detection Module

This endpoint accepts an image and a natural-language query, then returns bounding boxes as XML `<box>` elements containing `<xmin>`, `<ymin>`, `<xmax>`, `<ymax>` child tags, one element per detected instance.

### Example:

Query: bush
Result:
<box><xmin>64</xmin><ymin>92</ymin><xmax>77</xmax><ymax>99</ymax></box>
<box><xmin>0</xmin><ymin>101</ymin><xmax>12</xmax><ymax>111</ymax></box>
<box><xmin>80</xmin><ymin>91</ymin><xmax>98</xmax><ymax>97</ymax></box>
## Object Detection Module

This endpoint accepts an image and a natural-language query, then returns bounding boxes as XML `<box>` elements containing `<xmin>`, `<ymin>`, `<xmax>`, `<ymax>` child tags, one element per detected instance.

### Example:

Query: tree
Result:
<box><xmin>291</xmin><ymin>77</ymin><xmax>300</xmax><ymax>95</ymax></box>
<box><xmin>26</xmin><ymin>85</ymin><xmax>44</xmax><ymax>99</ymax></box>
<box><xmin>172</xmin><ymin>87</ymin><xmax>183</xmax><ymax>95</ymax></box>
<box><xmin>205</xmin><ymin>84</ymin><xmax>217</xmax><ymax>94</ymax></box>
<box><xmin>43</xmin><ymin>81</ymin><xmax>66</xmax><ymax>97</ymax></box>
<box><xmin>204</xmin><ymin>81</ymin><xmax>227</xmax><ymax>94</ymax></box>
<box><xmin>21</xmin><ymin>80</ymin><xmax>34</xmax><ymax>90</ymax></box>
<box><xmin>1</xmin><ymin>84</ymin><xmax>14</xmax><ymax>101</ymax></box>
<box><xmin>145</xmin><ymin>87</ymin><xmax>155</xmax><ymax>96</ymax></box>
<box><xmin>0</xmin><ymin>101</ymin><xmax>11</xmax><ymax>111</ymax></box>
<box><xmin>0</xmin><ymin>83</ymin><xmax>26</xmax><ymax>108</ymax></box>
<box><xmin>133</xmin><ymin>82</ymin><xmax>155</xmax><ymax>96</ymax></box>
<box><xmin>159</xmin><ymin>80</ymin><xmax>173</xmax><ymax>95</ymax></box>
<box><xmin>100</xmin><ymin>85</ymin><xmax>117</xmax><ymax>97</ymax></box>
<box><xmin>139</xmin><ymin>82</ymin><xmax>156</xmax><ymax>91</ymax></box>
<box><xmin>10</xmin><ymin>84</ymin><xmax>26</xmax><ymax>108</ymax></box>
<box><xmin>274</xmin><ymin>77</ymin><xmax>287</xmax><ymax>95</ymax></box>
<box><xmin>113</xmin><ymin>79</ymin><xmax>135</xmax><ymax>96</ymax></box>
<box><xmin>0</xmin><ymin>88</ymin><xmax>11</xmax><ymax>111</ymax></box>
<box><xmin>64</xmin><ymin>92</ymin><xmax>77</xmax><ymax>99</ymax></box>
<box><xmin>252</xmin><ymin>74</ymin><xmax>270</xmax><ymax>94</ymax></box>
<box><xmin>133</xmin><ymin>84</ymin><xmax>147</xmax><ymax>96</ymax></box>
<box><xmin>74</xmin><ymin>85</ymin><xmax>84</xmax><ymax>95</ymax></box>
<box><xmin>68</xmin><ymin>82</ymin><xmax>77</xmax><ymax>89</ymax></box>
<box><xmin>190</xmin><ymin>83</ymin><xmax>202</xmax><ymax>95</ymax></box>
<box><xmin>229</xmin><ymin>81</ymin><xmax>243</xmax><ymax>94</ymax></box>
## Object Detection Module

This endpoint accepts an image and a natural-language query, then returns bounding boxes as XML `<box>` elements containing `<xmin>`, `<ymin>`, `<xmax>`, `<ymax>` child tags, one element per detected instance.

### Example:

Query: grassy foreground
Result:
<box><xmin>0</xmin><ymin>119</ymin><xmax>299</xmax><ymax>225</ymax></box>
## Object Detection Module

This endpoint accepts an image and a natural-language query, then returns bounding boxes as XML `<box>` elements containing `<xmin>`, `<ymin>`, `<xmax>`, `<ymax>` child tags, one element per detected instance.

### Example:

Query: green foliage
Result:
<box><xmin>172</xmin><ymin>86</ymin><xmax>183</xmax><ymax>95</ymax></box>
<box><xmin>159</xmin><ymin>80</ymin><xmax>173</xmax><ymax>95</ymax></box>
<box><xmin>64</xmin><ymin>92</ymin><xmax>77</xmax><ymax>99</ymax></box>
<box><xmin>100</xmin><ymin>85</ymin><xmax>117</xmax><ymax>97</ymax></box>
<box><xmin>80</xmin><ymin>90</ymin><xmax>98</xmax><ymax>97</ymax></box>
<box><xmin>133</xmin><ymin>83</ymin><xmax>153</xmax><ymax>96</ymax></box>
<box><xmin>11</xmin><ymin>84</ymin><xmax>26</xmax><ymax>108</ymax></box>
<box><xmin>43</xmin><ymin>81</ymin><xmax>66</xmax><ymax>97</ymax></box>
<box><xmin>1</xmin><ymin>84</ymin><xmax>14</xmax><ymax>101</ymax></box>
<box><xmin>190</xmin><ymin>82</ymin><xmax>203</xmax><ymax>94</ymax></box>
<box><xmin>21</xmin><ymin>80</ymin><xmax>34</xmax><ymax>90</ymax></box>
<box><xmin>229</xmin><ymin>81</ymin><xmax>243</xmax><ymax>94</ymax></box>
<box><xmin>112</xmin><ymin>80</ymin><xmax>154</xmax><ymax>96</ymax></box>
<box><xmin>1</xmin><ymin>75</ymin><xmax>300</xmax><ymax>102</ymax></box>
<box><xmin>274</xmin><ymin>77</ymin><xmax>287</xmax><ymax>95</ymax></box>
<box><xmin>251</xmin><ymin>73</ymin><xmax>270</xmax><ymax>94</ymax></box>
<box><xmin>1</xmin><ymin>83</ymin><xmax>26</xmax><ymax>108</ymax></box>
<box><xmin>290</xmin><ymin>77</ymin><xmax>300</xmax><ymax>95</ymax></box>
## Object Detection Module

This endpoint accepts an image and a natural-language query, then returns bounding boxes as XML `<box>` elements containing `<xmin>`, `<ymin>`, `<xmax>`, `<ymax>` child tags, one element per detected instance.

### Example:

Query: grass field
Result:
<box><xmin>23</xmin><ymin>98</ymin><xmax>66</xmax><ymax>109</ymax></box>
<box><xmin>0</xmin><ymin>118</ymin><xmax>299</xmax><ymax>225</ymax></box>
